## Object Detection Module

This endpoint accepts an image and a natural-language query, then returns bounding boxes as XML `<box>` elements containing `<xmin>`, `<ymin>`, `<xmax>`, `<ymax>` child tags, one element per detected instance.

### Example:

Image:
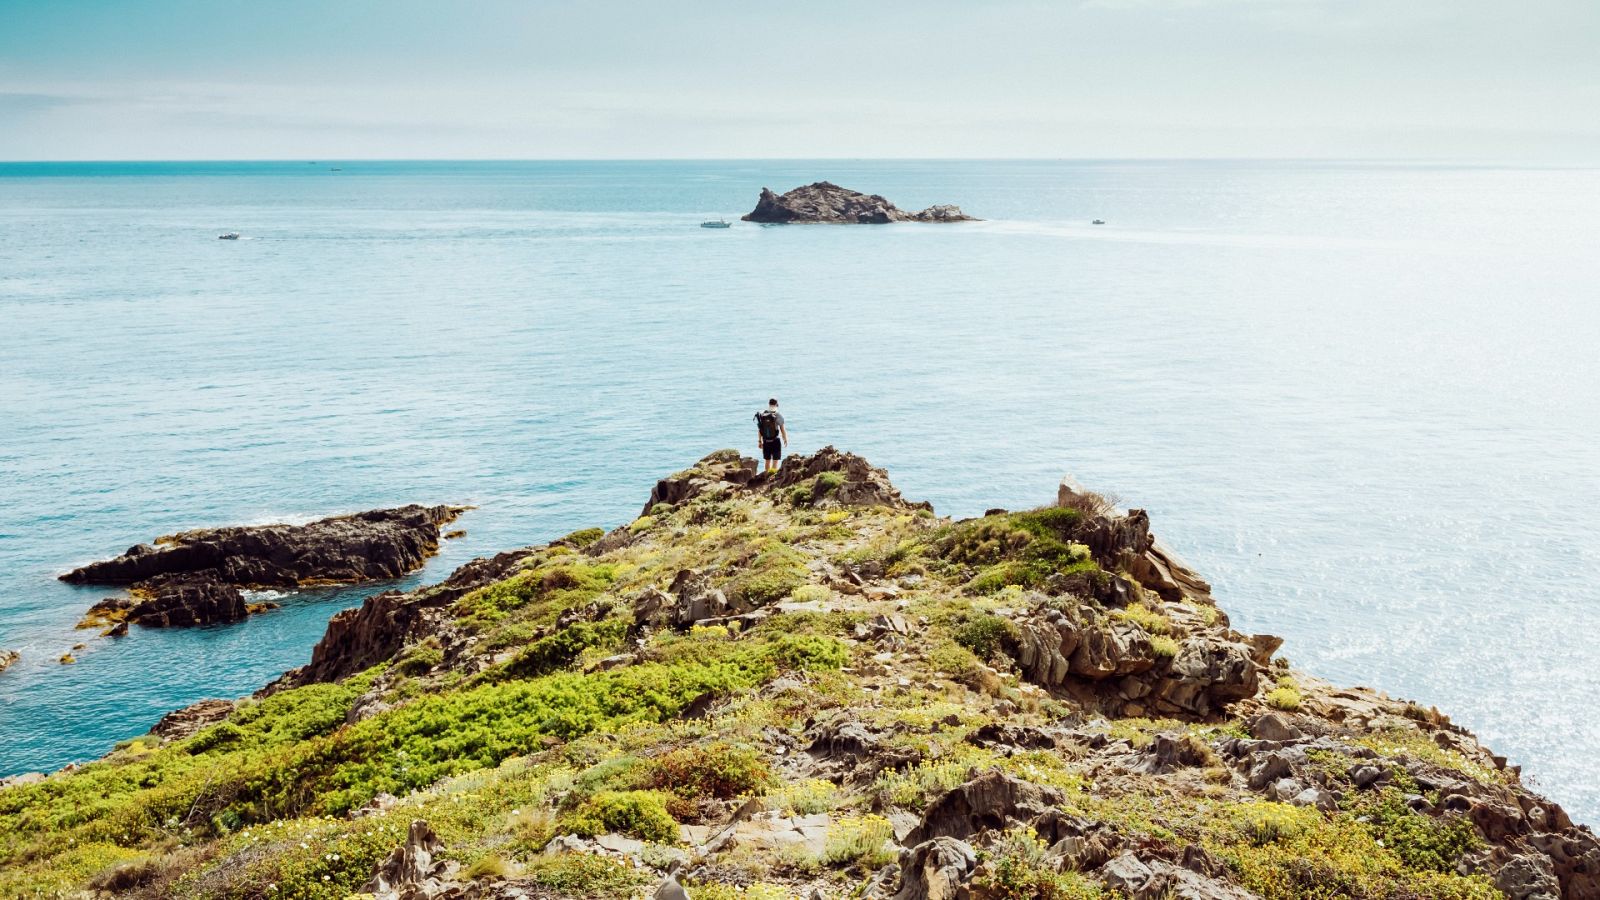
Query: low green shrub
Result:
<box><xmin>499</xmin><ymin>618</ymin><xmax>628</xmax><ymax>680</ymax></box>
<box><xmin>1350</xmin><ymin>789</ymin><xmax>1484</xmax><ymax>873</ymax></box>
<box><xmin>974</xmin><ymin>828</ymin><xmax>1104</xmax><ymax>900</ymax></box>
<box><xmin>522</xmin><ymin>852</ymin><xmax>650</xmax><ymax>897</ymax></box>
<box><xmin>1205</xmin><ymin>802</ymin><xmax>1499</xmax><ymax>900</ymax></box>
<box><xmin>952</xmin><ymin>613</ymin><xmax>1015</xmax><ymax>660</ymax></box>
<box><xmin>820</xmin><ymin>814</ymin><xmax>895</xmax><ymax>867</ymax></box>
<box><xmin>564</xmin><ymin>790</ymin><xmax>678</xmax><ymax>843</ymax></box>
<box><xmin>395</xmin><ymin>643</ymin><xmax>445</xmax><ymax>676</ymax></box>
<box><xmin>649</xmin><ymin>742</ymin><xmax>772</xmax><ymax>802</ymax></box>
<box><xmin>556</xmin><ymin>527</ymin><xmax>605</xmax><ymax>548</ymax></box>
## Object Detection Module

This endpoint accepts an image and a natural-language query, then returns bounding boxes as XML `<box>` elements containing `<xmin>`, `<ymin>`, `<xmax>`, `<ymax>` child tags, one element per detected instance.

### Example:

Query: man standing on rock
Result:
<box><xmin>755</xmin><ymin>398</ymin><xmax>788</xmax><ymax>474</ymax></box>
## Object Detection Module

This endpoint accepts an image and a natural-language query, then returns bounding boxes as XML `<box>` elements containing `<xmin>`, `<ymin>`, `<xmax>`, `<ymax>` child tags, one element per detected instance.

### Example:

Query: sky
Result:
<box><xmin>1</xmin><ymin>0</ymin><xmax>1597</xmax><ymax>161</ymax></box>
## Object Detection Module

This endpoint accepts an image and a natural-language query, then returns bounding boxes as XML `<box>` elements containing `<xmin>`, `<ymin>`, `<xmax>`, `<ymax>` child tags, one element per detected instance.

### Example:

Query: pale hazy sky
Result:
<box><xmin>2</xmin><ymin>0</ymin><xmax>1597</xmax><ymax>161</ymax></box>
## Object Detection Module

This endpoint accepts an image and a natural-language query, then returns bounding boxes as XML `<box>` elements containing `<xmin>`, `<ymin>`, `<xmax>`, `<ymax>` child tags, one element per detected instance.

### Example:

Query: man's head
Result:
<box><xmin>768</xmin><ymin>398</ymin><xmax>778</xmax><ymax>408</ymax></box>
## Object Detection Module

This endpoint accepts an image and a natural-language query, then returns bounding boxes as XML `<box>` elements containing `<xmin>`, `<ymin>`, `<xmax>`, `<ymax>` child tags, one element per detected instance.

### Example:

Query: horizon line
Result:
<box><xmin>2</xmin><ymin>156</ymin><xmax>1595</xmax><ymax>167</ymax></box>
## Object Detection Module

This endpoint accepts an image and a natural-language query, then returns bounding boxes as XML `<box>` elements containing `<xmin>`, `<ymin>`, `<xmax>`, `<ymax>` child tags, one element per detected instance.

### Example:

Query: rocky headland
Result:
<box><xmin>742</xmin><ymin>182</ymin><xmax>977</xmax><ymax>224</ymax></box>
<box><xmin>63</xmin><ymin>504</ymin><xmax>467</xmax><ymax>630</ymax></box>
<box><xmin>3</xmin><ymin>450</ymin><xmax>1594</xmax><ymax>900</ymax></box>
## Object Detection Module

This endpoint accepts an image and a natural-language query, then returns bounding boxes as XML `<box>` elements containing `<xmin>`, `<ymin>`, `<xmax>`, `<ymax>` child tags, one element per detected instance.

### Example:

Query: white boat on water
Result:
<box><xmin>700</xmin><ymin>219</ymin><xmax>731</xmax><ymax>229</ymax></box>
<box><xmin>218</xmin><ymin>232</ymin><xmax>241</xmax><ymax>240</ymax></box>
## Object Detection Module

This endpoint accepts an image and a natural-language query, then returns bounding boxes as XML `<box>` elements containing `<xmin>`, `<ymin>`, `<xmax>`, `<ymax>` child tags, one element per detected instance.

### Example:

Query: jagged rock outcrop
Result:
<box><xmin>0</xmin><ymin>650</ymin><xmax>18</xmax><ymax>674</ymax></box>
<box><xmin>904</xmin><ymin>770</ymin><xmax>1065</xmax><ymax>846</ymax></box>
<box><xmin>364</xmin><ymin>819</ymin><xmax>450</xmax><ymax>899</ymax></box>
<box><xmin>742</xmin><ymin>182</ymin><xmax>977</xmax><ymax>224</ymax></box>
<box><xmin>278</xmin><ymin>546</ymin><xmax>533</xmax><ymax>688</ymax></box>
<box><xmin>63</xmin><ymin>504</ymin><xmax>467</xmax><ymax>630</ymax></box>
<box><xmin>643</xmin><ymin>446</ymin><xmax>927</xmax><ymax>518</ymax></box>
<box><xmin>150</xmin><ymin>698</ymin><xmax>235</xmax><ymax>741</ymax></box>
<box><xmin>64</xmin><ymin>504</ymin><xmax>466</xmax><ymax>587</ymax></box>
<box><xmin>82</xmin><ymin>575</ymin><xmax>249</xmax><ymax>628</ymax></box>
<box><xmin>889</xmin><ymin>837</ymin><xmax>977</xmax><ymax>900</ymax></box>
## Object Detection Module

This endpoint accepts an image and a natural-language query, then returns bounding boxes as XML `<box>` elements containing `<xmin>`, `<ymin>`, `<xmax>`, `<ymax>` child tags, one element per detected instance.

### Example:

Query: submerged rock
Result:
<box><xmin>742</xmin><ymin>182</ymin><xmax>977</xmax><ymax>224</ymax></box>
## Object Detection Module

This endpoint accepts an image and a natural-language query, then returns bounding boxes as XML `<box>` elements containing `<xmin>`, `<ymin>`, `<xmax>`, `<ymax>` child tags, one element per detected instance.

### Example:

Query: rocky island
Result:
<box><xmin>63</xmin><ymin>504</ymin><xmax>468</xmax><ymax>630</ymax></box>
<box><xmin>3</xmin><ymin>449</ymin><xmax>1594</xmax><ymax>899</ymax></box>
<box><xmin>742</xmin><ymin>182</ymin><xmax>977</xmax><ymax>224</ymax></box>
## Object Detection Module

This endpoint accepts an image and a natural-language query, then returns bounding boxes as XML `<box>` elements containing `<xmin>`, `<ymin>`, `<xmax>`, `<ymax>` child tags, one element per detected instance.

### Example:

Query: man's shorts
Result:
<box><xmin>763</xmin><ymin>438</ymin><xmax>783</xmax><ymax>461</ymax></box>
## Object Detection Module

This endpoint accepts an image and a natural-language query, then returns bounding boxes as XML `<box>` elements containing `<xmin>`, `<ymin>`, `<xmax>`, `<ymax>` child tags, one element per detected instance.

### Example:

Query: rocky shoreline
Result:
<box><xmin>742</xmin><ymin>182</ymin><xmax>977</xmax><ymax>224</ymax></box>
<box><xmin>63</xmin><ymin>504</ymin><xmax>468</xmax><ymax>631</ymax></box>
<box><xmin>2</xmin><ymin>450</ymin><xmax>1594</xmax><ymax>899</ymax></box>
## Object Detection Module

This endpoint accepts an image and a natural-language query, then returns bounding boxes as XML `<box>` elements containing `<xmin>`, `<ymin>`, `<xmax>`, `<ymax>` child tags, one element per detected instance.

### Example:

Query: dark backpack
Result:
<box><xmin>756</xmin><ymin>410</ymin><xmax>780</xmax><ymax>441</ymax></box>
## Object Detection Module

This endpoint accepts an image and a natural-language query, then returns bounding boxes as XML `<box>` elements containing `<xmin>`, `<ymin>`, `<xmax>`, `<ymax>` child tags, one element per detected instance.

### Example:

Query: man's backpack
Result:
<box><xmin>756</xmin><ymin>410</ymin><xmax>780</xmax><ymax>441</ymax></box>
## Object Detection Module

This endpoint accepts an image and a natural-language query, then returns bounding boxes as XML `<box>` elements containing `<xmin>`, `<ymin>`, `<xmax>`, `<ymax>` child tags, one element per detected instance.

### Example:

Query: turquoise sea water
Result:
<box><xmin>1</xmin><ymin>160</ymin><xmax>1597</xmax><ymax>821</ymax></box>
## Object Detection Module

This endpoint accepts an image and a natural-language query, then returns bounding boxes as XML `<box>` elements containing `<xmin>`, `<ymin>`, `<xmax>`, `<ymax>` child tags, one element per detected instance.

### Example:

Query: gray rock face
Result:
<box><xmin>741</xmin><ymin>182</ymin><xmax>977</xmax><ymax>224</ymax></box>
<box><xmin>364</xmin><ymin>819</ymin><xmax>448</xmax><ymax>898</ymax></box>
<box><xmin>890</xmin><ymin>837</ymin><xmax>977</xmax><ymax>900</ymax></box>
<box><xmin>904</xmin><ymin>770</ymin><xmax>1064</xmax><ymax>846</ymax></box>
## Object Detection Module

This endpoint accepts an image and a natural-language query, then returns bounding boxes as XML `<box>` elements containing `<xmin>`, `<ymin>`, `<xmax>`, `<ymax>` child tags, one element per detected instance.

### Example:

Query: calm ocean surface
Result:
<box><xmin>1</xmin><ymin>160</ymin><xmax>1597</xmax><ymax>820</ymax></box>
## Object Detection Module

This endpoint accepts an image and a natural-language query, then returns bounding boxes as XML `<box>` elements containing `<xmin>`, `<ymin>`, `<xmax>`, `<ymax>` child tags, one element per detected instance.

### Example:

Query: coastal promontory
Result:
<box><xmin>4</xmin><ymin>450</ymin><xmax>1594</xmax><ymax>899</ymax></box>
<box><xmin>742</xmin><ymin>182</ymin><xmax>977</xmax><ymax>224</ymax></box>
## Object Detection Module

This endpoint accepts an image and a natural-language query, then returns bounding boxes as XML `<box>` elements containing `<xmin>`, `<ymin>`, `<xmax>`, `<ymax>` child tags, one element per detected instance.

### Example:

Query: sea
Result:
<box><xmin>1</xmin><ymin>160</ymin><xmax>1597</xmax><ymax>822</ymax></box>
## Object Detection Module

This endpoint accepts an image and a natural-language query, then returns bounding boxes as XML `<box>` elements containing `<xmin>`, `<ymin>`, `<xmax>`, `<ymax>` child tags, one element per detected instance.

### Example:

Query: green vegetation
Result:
<box><xmin>557</xmin><ymin>527</ymin><xmax>606</xmax><ymax>548</ymax></box>
<box><xmin>0</xmin><ymin>459</ymin><xmax>1548</xmax><ymax>900</ymax></box>
<box><xmin>974</xmin><ymin>828</ymin><xmax>1105</xmax><ymax>900</ymax></box>
<box><xmin>395</xmin><ymin>641</ymin><xmax>445</xmax><ymax>676</ymax></box>
<box><xmin>952</xmin><ymin>612</ymin><xmax>1016</xmax><ymax>661</ymax></box>
<box><xmin>932</xmin><ymin>507</ymin><xmax>1101</xmax><ymax>593</ymax></box>
<box><xmin>498</xmin><ymin>618</ymin><xmax>628</xmax><ymax>680</ymax></box>
<box><xmin>1265</xmin><ymin>675</ymin><xmax>1303</xmax><ymax>711</ymax></box>
<box><xmin>1113</xmin><ymin>602</ymin><xmax>1173</xmax><ymax>635</ymax></box>
<box><xmin>820</xmin><ymin>814</ymin><xmax>895</xmax><ymax>867</ymax></box>
<box><xmin>648</xmin><ymin>741</ymin><xmax>772</xmax><ymax>803</ymax></box>
<box><xmin>522</xmin><ymin>853</ymin><xmax>650</xmax><ymax>896</ymax></box>
<box><xmin>1350</xmin><ymin>789</ymin><xmax>1484</xmax><ymax>873</ymax></box>
<box><xmin>564</xmin><ymin>790</ymin><xmax>679</xmax><ymax>843</ymax></box>
<box><xmin>1204</xmin><ymin>803</ymin><xmax>1498</xmax><ymax>900</ymax></box>
<box><xmin>1150</xmin><ymin>634</ymin><xmax>1181</xmax><ymax>658</ymax></box>
<box><xmin>768</xmin><ymin>778</ymin><xmax>838</xmax><ymax>816</ymax></box>
<box><xmin>455</xmin><ymin>560</ymin><xmax>618</xmax><ymax>628</ymax></box>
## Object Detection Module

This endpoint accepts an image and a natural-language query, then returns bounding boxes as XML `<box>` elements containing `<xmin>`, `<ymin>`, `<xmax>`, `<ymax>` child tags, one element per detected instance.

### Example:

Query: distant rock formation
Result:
<box><xmin>742</xmin><ymin>181</ymin><xmax>977</xmax><ymax>224</ymax></box>
<box><xmin>64</xmin><ymin>505</ymin><xmax>467</xmax><ymax>629</ymax></box>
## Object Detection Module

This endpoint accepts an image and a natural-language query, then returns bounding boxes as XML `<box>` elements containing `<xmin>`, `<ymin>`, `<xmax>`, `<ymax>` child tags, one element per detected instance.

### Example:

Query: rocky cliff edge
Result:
<box><xmin>3</xmin><ymin>448</ymin><xmax>1593</xmax><ymax>900</ymax></box>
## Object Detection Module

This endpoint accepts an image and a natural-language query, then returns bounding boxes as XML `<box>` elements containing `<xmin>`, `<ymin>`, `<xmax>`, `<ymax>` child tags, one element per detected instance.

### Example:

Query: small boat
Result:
<box><xmin>218</xmin><ymin>232</ymin><xmax>241</xmax><ymax>240</ymax></box>
<box><xmin>1091</xmin><ymin>219</ymin><xmax>1105</xmax><ymax>225</ymax></box>
<box><xmin>700</xmin><ymin>219</ymin><xmax>731</xmax><ymax>229</ymax></box>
